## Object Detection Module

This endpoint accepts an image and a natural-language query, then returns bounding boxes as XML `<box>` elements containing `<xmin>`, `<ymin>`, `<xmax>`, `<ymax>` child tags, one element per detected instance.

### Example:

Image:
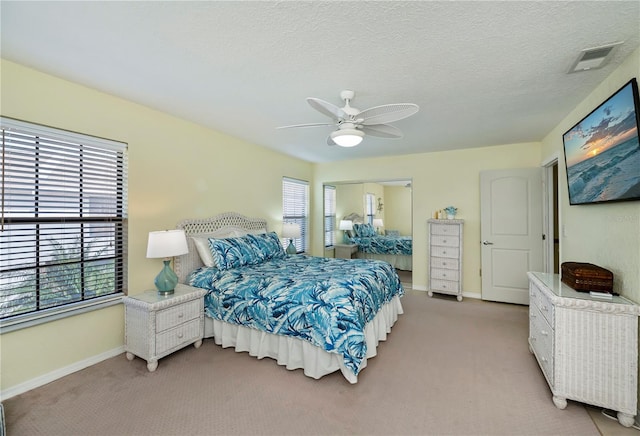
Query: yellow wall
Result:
<box><xmin>383</xmin><ymin>185</ymin><xmax>412</xmax><ymax>236</ymax></box>
<box><xmin>311</xmin><ymin>144</ymin><xmax>542</xmax><ymax>291</ymax></box>
<box><xmin>541</xmin><ymin>47</ymin><xmax>640</xmax><ymax>302</ymax></box>
<box><xmin>0</xmin><ymin>59</ymin><xmax>313</xmax><ymax>391</ymax></box>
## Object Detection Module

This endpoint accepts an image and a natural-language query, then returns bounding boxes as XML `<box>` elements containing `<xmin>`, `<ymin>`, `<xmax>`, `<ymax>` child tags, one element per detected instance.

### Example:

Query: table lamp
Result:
<box><xmin>373</xmin><ymin>218</ymin><xmax>384</xmax><ymax>234</ymax></box>
<box><xmin>282</xmin><ymin>223</ymin><xmax>301</xmax><ymax>255</ymax></box>
<box><xmin>146</xmin><ymin>229</ymin><xmax>189</xmax><ymax>295</ymax></box>
<box><xmin>339</xmin><ymin>220</ymin><xmax>353</xmax><ymax>243</ymax></box>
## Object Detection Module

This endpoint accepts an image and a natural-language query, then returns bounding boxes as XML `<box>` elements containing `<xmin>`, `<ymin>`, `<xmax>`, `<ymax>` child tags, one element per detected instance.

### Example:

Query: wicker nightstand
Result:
<box><xmin>335</xmin><ymin>243</ymin><xmax>358</xmax><ymax>259</ymax></box>
<box><xmin>123</xmin><ymin>284</ymin><xmax>206</xmax><ymax>372</ymax></box>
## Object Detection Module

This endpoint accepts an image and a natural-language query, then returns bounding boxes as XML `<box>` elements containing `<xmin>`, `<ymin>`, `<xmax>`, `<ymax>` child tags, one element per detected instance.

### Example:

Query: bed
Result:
<box><xmin>173</xmin><ymin>212</ymin><xmax>404</xmax><ymax>383</ymax></box>
<box><xmin>343</xmin><ymin>213</ymin><xmax>413</xmax><ymax>271</ymax></box>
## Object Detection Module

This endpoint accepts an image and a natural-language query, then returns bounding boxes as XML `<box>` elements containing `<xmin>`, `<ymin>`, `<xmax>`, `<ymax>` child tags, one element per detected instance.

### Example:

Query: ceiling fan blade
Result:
<box><xmin>307</xmin><ymin>97</ymin><xmax>346</xmax><ymax>120</ymax></box>
<box><xmin>277</xmin><ymin>122</ymin><xmax>334</xmax><ymax>129</ymax></box>
<box><xmin>361</xmin><ymin>124</ymin><xmax>403</xmax><ymax>139</ymax></box>
<box><xmin>358</xmin><ymin>103</ymin><xmax>419</xmax><ymax>126</ymax></box>
<box><xmin>326</xmin><ymin>135</ymin><xmax>337</xmax><ymax>146</ymax></box>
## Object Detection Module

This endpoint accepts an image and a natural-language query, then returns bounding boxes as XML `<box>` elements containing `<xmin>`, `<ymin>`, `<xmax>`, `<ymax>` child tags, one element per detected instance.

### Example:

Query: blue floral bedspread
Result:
<box><xmin>188</xmin><ymin>255</ymin><xmax>404</xmax><ymax>376</ymax></box>
<box><xmin>349</xmin><ymin>235</ymin><xmax>412</xmax><ymax>255</ymax></box>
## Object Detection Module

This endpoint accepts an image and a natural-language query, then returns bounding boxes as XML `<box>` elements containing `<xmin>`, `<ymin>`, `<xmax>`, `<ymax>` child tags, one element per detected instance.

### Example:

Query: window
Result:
<box><xmin>0</xmin><ymin>117</ymin><xmax>128</xmax><ymax>325</ymax></box>
<box><xmin>365</xmin><ymin>193</ymin><xmax>375</xmax><ymax>224</ymax></box>
<box><xmin>282</xmin><ymin>177</ymin><xmax>308</xmax><ymax>253</ymax></box>
<box><xmin>323</xmin><ymin>185</ymin><xmax>336</xmax><ymax>247</ymax></box>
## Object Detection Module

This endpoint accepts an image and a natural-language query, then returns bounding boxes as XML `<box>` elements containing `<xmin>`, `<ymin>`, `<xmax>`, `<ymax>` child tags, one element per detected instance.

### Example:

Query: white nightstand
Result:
<box><xmin>335</xmin><ymin>243</ymin><xmax>358</xmax><ymax>259</ymax></box>
<box><xmin>123</xmin><ymin>284</ymin><xmax>206</xmax><ymax>372</ymax></box>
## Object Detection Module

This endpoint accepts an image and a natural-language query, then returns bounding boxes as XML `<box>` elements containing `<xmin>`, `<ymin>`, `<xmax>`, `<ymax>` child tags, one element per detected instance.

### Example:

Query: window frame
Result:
<box><xmin>323</xmin><ymin>185</ymin><xmax>336</xmax><ymax>247</ymax></box>
<box><xmin>0</xmin><ymin>117</ymin><xmax>128</xmax><ymax>332</ymax></box>
<box><xmin>282</xmin><ymin>177</ymin><xmax>309</xmax><ymax>253</ymax></box>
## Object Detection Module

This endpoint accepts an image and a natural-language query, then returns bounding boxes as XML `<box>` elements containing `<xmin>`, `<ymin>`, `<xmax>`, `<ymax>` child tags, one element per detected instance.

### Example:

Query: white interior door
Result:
<box><xmin>480</xmin><ymin>168</ymin><xmax>543</xmax><ymax>305</ymax></box>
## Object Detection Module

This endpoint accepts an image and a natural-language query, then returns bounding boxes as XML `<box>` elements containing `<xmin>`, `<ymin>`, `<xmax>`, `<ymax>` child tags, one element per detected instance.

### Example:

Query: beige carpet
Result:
<box><xmin>4</xmin><ymin>290</ymin><xmax>602</xmax><ymax>436</ymax></box>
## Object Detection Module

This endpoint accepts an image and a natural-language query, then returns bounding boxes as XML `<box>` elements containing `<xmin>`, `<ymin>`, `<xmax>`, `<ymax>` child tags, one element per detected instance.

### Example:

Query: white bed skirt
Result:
<box><xmin>204</xmin><ymin>296</ymin><xmax>404</xmax><ymax>383</ymax></box>
<box><xmin>355</xmin><ymin>252</ymin><xmax>412</xmax><ymax>271</ymax></box>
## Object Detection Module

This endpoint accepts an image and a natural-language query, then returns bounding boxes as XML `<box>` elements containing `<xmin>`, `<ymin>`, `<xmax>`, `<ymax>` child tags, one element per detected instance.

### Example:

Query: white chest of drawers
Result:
<box><xmin>124</xmin><ymin>284</ymin><xmax>206</xmax><ymax>372</ymax></box>
<box><xmin>528</xmin><ymin>272</ymin><xmax>639</xmax><ymax>427</ymax></box>
<box><xmin>427</xmin><ymin>219</ymin><xmax>464</xmax><ymax>301</ymax></box>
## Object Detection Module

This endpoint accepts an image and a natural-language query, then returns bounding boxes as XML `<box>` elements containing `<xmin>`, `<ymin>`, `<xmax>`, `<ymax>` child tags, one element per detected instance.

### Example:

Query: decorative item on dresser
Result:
<box><xmin>124</xmin><ymin>284</ymin><xmax>206</xmax><ymax>372</ymax></box>
<box><xmin>427</xmin><ymin>219</ymin><xmax>464</xmax><ymax>301</ymax></box>
<box><xmin>527</xmin><ymin>272</ymin><xmax>639</xmax><ymax>427</ymax></box>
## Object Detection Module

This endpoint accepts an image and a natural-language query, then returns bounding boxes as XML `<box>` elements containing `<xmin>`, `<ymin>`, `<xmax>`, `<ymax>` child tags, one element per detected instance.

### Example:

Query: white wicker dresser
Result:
<box><xmin>124</xmin><ymin>284</ymin><xmax>206</xmax><ymax>372</ymax></box>
<box><xmin>427</xmin><ymin>219</ymin><xmax>464</xmax><ymax>301</ymax></box>
<box><xmin>527</xmin><ymin>272</ymin><xmax>639</xmax><ymax>427</ymax></box>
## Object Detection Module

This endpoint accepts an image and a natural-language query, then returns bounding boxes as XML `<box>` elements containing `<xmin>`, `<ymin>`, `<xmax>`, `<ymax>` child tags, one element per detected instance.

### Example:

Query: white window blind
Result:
<box><xmin>0</xmin><ymin>117</ymin><xmax>128</xmax><ymax>321</ymax></box>
<box><xmin>282</xmin><ymin>177</ymin><xmax>308</xmax><ymax>253</ymax></box>
<box><xmin>365</xmin><ymin>193</ymin><xmax>375</xmax><ymax>224</ymax></box>
<box><xmin>324</xmin><ymin>185</ymin><xmax>336</xmax><ymax>247</ymax></box>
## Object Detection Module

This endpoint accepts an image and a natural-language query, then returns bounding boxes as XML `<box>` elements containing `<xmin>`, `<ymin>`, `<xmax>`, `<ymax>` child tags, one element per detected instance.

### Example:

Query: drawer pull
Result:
<box><xmin>443</xmin><ymin>239</ymin><xmax>447</xmax><ymax>243</ymax></box>
<box><xmin>541</xmin><ymin>357</ymin><xmax>547</xmax><ymax>363</ymax></box>
<box><xmin>530</xmin><ymin>336</ymin><xmax>536</xmax><ymax>342</ymax></box>
<box><xmin>178</xmin><ymin>313</ymin><xmax>184</xmax><ymax>318</ymax></box>
<box><xmin>178</xmin><ymin>333</ymin><xmax>184</xmax><ymax>339</ymax></box>
<box><xmin>442</xmin><ymin>251</ymin><xmax>447</xmax><ymax>255</ymax></box>
<box><xmin>541</xmin><ymin>330</ymin><xmax>548</xmax><ymax>336</ymax></box>
<box><xmin>541</xmin><ymin>306</ymin><xmax>548</xmax><ymax>312</ymax></box>
<box><xmin>531</xmin><ymin>313</ymin><xmax>536</xmax><ymax>318</ymax></box>
<box><xmin>442</xmin><ymin>262</ymin><xmax>447</xmax><ymax>266</ymax></box>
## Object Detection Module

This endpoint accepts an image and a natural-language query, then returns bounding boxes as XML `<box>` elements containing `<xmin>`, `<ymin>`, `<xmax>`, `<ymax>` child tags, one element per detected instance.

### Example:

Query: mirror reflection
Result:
<box><xmin>323</xmin><ymin>179</ymin><xmax>413</xmax><ymax>285</ymax></box>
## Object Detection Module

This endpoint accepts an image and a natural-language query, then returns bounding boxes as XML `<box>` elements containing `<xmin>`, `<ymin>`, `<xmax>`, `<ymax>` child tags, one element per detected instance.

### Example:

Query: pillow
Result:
<box><xmin>191</xmin><ymin>229</ymin><xmax>241</xmax><ymax>267</ymax></box>
<box><xmin>208</xmin><ymin>234</ymin><xmax>263</xmax><ymax>271</ymax></box>
<box><xmin>246</xmin><ymin>232</ymin><xmax>286</xmax><ymax>261</ymax></box>
<box><xmin>353</xmin><ymin>223</ymin><xmax>376</xmax><ymax>237</ymax></box>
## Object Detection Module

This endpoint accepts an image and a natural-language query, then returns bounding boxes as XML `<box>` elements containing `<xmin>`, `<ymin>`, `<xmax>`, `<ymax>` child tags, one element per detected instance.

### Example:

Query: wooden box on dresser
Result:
<box><xmin>124</xmin><ymin>284</ymin><xmax>207</xmax><ymax>372</ymax></box>
<box><xmin>527</xmin><ymin>272</ymin><xmax>640</xmax><ymax>427</ymax></box>
<box><xmin>427</xmin><ymin>219</ymin><xmax>464</xmax><ymax>301</ymax></box>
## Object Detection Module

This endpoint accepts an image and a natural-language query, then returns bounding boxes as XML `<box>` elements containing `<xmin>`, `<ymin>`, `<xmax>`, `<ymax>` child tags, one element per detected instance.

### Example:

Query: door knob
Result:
<box><xmin>481</xmin><ymin>240</ymin><xmax>494</xmax><ymax>245</ymax></box>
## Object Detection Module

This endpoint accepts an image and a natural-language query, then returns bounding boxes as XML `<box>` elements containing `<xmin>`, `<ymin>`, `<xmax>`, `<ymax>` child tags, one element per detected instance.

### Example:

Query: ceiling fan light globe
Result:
<box><xmin>331</xmin><ymin>129</ymin><xmax>363</xmax><ymax>147</ymax></box>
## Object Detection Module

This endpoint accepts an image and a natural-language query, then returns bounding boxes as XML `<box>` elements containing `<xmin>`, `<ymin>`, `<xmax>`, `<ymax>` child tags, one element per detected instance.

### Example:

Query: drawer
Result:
<box><xmin>155</xmin><ymin>319</ymin><xmax>202</xmax><ymax>355</ymax></box>
<box><xmin>430</xmin><ymin>278</ymin><xmax>460</xmax><ymax>293</ymax></box>
<box><xmin>156</xmin><ymin>299</ymin><xmax>201</xmax><ymax>332</ymax></box>
<box><xmin>430</xmin><ymin>246</ymin><xmax>459</xmax><ymax>259</ymax></box>
<box><xmin>431</xmin><ymin>224</ymin><xmax>460</xmax><ymax>237</ymax></box>
<box><xmin>536</xmin><ymin>290</ymin><xmax>554</xmax><ymax>327</ymax></box>
<box><xmin>431</xmin><ymin>235</ymin><xmax>459</xmax><ymax>248</ymax></box>
<box><xmin>529</xmin><ymin>305</ymin><xmax>554</xmax><ymax>386</ymax></box>
<box><xmin>431</xmin><ymin>267</ymin><xmax>459</xmax><ymax>282</ymax></box>
<box><xmin>431</xmin><ymin>257</ymin><xmax>459</xmax><ymax>270</ymax></box>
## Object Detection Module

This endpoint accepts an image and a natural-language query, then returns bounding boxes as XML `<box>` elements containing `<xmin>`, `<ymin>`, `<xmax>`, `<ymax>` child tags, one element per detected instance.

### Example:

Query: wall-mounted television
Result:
<box><xmin>562</xmin><ymin>78</ymin><xmax>640</xmax><ymax>205</ymax></box>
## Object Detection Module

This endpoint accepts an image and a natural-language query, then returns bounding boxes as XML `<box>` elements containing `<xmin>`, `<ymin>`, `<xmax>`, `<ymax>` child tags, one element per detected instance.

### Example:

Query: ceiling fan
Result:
<box><xmin>278</xmin><ymin>90</ymin><xmax>419</xmax><ymax>147</ymax></box>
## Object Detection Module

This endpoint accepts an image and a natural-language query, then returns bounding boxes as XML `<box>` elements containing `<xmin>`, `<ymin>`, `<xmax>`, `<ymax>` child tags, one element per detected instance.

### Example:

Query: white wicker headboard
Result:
<box><xmin>174</xmin><ymin>212</ymin><xmax>268</xmax><ymax>284</ymax></box>
<box><xmin>344</xmin><ymin>213</ymin><xmax>364</xmax><ymax>224</ymax></box>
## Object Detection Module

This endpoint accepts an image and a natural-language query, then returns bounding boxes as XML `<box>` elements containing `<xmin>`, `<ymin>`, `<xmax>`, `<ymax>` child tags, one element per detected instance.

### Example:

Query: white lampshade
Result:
<box><xmin>146</xmin><ymin>229</ymin><xmax>189</xmax><ymax>259</ymax></box>
<box><xmin>331</xmin><ymin>129</ymin><xmax>364</xmax><ymax>147</ymax></box>
<box><xmin>282</xmin><ymin>223</ymin><xmax>301</xmax><ymax>239</ymax></box>
<box><xmin>339</xmin><ymin>220</ymin><xmax>353</xmax><ymax>231</ymax></box>
<box><xmin>373</xmin><ymin>219</ymin><xmax>384</xmax><ymax>229</ymax></box>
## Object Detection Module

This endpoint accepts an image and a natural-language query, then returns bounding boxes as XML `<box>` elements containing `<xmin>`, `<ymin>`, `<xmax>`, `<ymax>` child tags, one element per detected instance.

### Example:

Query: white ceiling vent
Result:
<box><xmin>568</xmin><ymin>42</ymin><xmax>623</xmax><ymax>73</ymax></box>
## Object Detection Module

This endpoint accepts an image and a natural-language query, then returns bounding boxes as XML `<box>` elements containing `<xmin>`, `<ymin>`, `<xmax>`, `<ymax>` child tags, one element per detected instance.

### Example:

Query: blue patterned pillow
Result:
<box><xmin>246</xmin><ymin>232</ymin><xmax>286</xmax><ymax>260</ymax></box>
<box><xmin>354</xmin><ymin>223</ymin><xmax>376</xmax><ymax>237</ymax></box>
<box><xmin>208</xmin><ymin>235</ymin><xmax>262</xmax><ymax>270</ymax></box>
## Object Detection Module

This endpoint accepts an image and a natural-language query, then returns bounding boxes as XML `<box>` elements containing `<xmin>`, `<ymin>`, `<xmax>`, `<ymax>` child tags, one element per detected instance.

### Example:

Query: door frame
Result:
<box><xmin>541</xmin><ymin>153</ymin><xmax>560</xmax><ymax>274</ymax></box>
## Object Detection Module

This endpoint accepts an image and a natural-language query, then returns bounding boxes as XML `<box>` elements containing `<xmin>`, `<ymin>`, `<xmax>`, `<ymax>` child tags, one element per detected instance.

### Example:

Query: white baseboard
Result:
<box><xmin>1</xmin><ymin>346</ymin><xmax>124</xmax><ymax>401</ymax></box>
<box><xmin>410</xmin><ymin>286</ymin><xmax>482</xmax><ymax>300</ymax></box>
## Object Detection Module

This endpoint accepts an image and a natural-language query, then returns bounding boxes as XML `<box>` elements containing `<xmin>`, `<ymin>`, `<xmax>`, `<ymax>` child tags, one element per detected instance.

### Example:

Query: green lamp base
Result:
<box><xmin>286</xmin><ymin>239</ymin><xmax>297</xmax><ymax>255</ymax></box>
<box><xmin>155</xmin><ymin>259</ymin><xmax>178</xmax><ymax>295</ymax></box>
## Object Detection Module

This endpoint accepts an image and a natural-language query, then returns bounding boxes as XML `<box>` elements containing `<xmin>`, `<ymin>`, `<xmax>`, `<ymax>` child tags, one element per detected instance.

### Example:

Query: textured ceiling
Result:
<box><xmin>2</xmin><ymin>1</ymin><xmax>639</xmax><ymax>163</ymax></box>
